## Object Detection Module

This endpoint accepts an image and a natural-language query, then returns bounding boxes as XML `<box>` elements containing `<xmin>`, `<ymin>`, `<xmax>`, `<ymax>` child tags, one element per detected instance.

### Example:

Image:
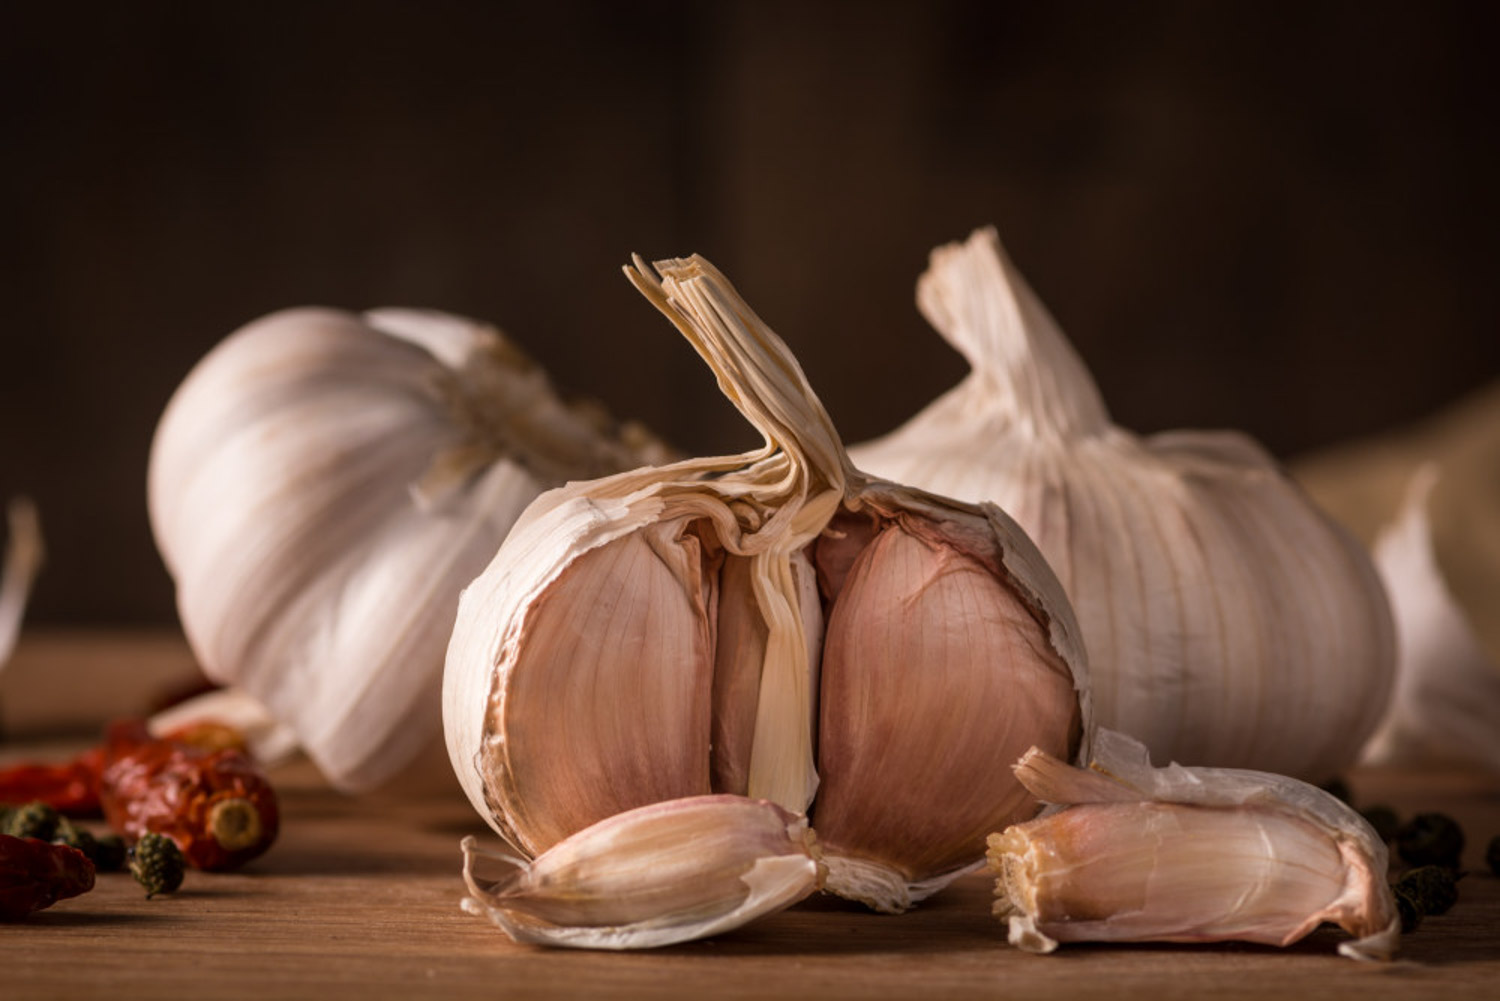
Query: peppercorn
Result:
<box><xmin>91</xmin><ymin>833</ymin><xmax>128</xmax><ymax>873</ymax></box>
<box><xmin>1359</xmin><ymin>804</ymin><xmax>1401</xmax><ymax>843</ymax></box>
<box><xmin>1487</xmin><ymin>835</ymin><xmax>1499</xmax><ymax>878</ymax></box>
<box><xmin>129</xmin><ymin>832</ymin><xmax>185</xmax><ymax>898</ymax></box>
<box><xmin>1396</xmin><ymin>813</ymin><xmax>1465</xmax><ymax>869</ymax></box>
<box><xmin>1395</xmin><ymin>865</ymin><xmax>1459</xmax><ymax>916</ymax></box>
<box><xmin>50</xmin><ymin>820</ymin><xmax>126</xmax><ymax>872</ymax></box>
<box><xmin>1393</xmin><ymin>889</ymin><xmax>1422</xmax><ymax>934</ymax></box>
<box><xmin>2</xmin><ymin>801</ymin><xmax>61</xmax><ymax>842</ymax></box>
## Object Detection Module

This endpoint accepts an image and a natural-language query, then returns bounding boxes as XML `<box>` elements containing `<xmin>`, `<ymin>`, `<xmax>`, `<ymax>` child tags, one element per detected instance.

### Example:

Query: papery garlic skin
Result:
<box><xmin>850</xmin><ymin>228</ymin><xmax>1394</xmax><ymax>781</ymax></box>
<box><xmin>1363</xmin><ymin>466</ymin><xmax>1500</xmax><ymax>770</ymax></box>
<box><xmin>988</xmin><ymin>729</ymin><xmax>1399</xmax><ymax>961</ymax></box>
<box><xmin>0</xmin><ymin>498</ymin><xmax>43</xmax><ymax>671</ymax></box>
<box><xmin>460</xmin><ymin>794</ymin><xmax>824</xmax><ymax>950</ymax></box>
<box><xmin>444</xmin><ymin>253</ymin><xmax>1090</xmax><ymax>914</ymax></box>
<box><xmin>149</xmin><ymin>307</ymin><xmax>661</xmax><ymax>792</ymax></box>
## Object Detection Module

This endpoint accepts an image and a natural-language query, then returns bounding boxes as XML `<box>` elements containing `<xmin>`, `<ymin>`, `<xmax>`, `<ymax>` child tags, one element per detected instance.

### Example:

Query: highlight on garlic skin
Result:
<box><xmin>850</xmin><ymin>227</ymin><xmax>1395</xmax><ymax>782</ymax></box>
<box><xmin>1362</xmin><ymin>466</ymin><xmax>1500</xmax><ymax>770</ymax></box>
<box><xmin>987</xmin><ymin>729</ymin><xmax>1399</xmax><ymax>961</ymax></box>
<box><xmin>460</xmin><ymin>795</ymin><xmax>824</xmax><ymax>949</ymax></box>
<box><xmin>444</xmin><ymin>252</ymin><xmax>1090</xmax><ymax>916</ymax></box>
<box><xmin>0</xmin><ymin>497</ymin><xmax>44</xmax><ymax>671</ymax></box>
<box><xmin>148</xmin><ymin>306</ymin><xmax>666</xmax><ymax>792</ymax></box>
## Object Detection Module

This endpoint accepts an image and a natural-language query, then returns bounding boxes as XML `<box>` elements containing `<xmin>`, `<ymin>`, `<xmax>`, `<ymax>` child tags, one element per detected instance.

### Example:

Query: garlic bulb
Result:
<box><xmin>1363</xmin><ymin>466</ymin><xmax>1500</xmax><ymax>769</ymax></box>
<box><xmin>850</xmin><ymin>228</ymin><xmax>1395</xmax><ymax>781</ymax></box>
<box><xmin>149</xmin><ymin>307</ymin><xmax>664</xmax><ymax>792</ymax></box>
<box><xmin>460</xmin><ymin>795</ymin><xmax>824</xmax><ymax>949</ymax></box>
<box><xmin>0</xmin><ymin>498</ymin><xmax>43</xmax><ymax>671</ymax></box>
<box><xmin>444</xmin><ymin>253</ymin><xmax>1090</xmax><ymax>915</ymax></box>
<box><xmin>988</xmin><ymin>729</ymin><xmax>1399</xmax><ymax>961</ymax></box>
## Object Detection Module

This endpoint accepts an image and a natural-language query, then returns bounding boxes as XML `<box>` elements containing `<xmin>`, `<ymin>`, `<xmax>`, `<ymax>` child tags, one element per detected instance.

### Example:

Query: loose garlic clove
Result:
<box><xmin>149</xmin><ymin>307</ymin><xmax>665</xmax><ymax>792</ymax></box>
<box><xmin>444</xmin><ymin>252</ymin><xmax>1089</xmax><ymax>913</ymax></box>
<box><xmin>0</xmin><ymin>498</ymin><xmax>43</xmax><ymax>671</ymax></box>
<box><xmin>460</xmin><ymin>795</ymin><xmax>824</xmax><ymax>950</ymax></box>
<box><xmin>987</xmin><ymin>729</ymin><xmax>1399</xmax><ymax>961</ymax></box>
<box><xmin>850</xmin><ymin>228</ymin><xmax>1395</xmax><ymax>782</ymax></box>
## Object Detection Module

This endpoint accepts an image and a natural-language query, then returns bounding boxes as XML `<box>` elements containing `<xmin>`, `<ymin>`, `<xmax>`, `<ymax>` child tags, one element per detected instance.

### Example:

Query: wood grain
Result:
<box><xmin>4</xmin><ymin>633</ymin><xmax>1499</xmax><ymax>999</ymax></box>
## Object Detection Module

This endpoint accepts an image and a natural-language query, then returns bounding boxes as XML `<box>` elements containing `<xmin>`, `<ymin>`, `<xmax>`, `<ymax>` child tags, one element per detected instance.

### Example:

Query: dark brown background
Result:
<box><xmin>2</xmin><ymin>1</ymin><xmax>1496</xmax><ymax>626</ymax></box>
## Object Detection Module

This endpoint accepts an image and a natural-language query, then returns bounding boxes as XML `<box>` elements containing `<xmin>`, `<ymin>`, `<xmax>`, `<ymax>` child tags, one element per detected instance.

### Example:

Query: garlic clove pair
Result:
<box><xmin>850</xmin><ymin>228</ymin><xmax>1395</xmax><ymax>782</ymax></box>
<box><xmin>987</xmin><ymin>729</ymin><xmax>1399</xmax><ymax>961</ymax></box>
<box><xmin>443</xmin><ymin>252</ymin><xmax>1090</xmax><ymax>914</ymax></box>
<box><xmin>460</xmin><ymin>795</ymin><xmax>824</xmax><ymax>950</ymax></box>
<box><xmin>149</xmin><ymin>307</ymin><xmax>664</xmax><ymax>792</ymax></box>
<box><xmin>0</xmin><ymin>497</ymin><xmax>43</xmax><ymax>671</ymax></box>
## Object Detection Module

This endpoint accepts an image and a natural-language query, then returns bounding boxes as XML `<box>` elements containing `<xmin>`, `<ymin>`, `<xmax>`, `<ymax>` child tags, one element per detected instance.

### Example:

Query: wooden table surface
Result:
<box><xmin>3</xmin><ymin>631</ymin><xmax>1498</xmax><ymax>1000</ymax></box>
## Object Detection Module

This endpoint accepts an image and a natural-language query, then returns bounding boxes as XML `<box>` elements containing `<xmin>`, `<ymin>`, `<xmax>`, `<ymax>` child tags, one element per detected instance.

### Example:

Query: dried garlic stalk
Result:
<box><xmin>149</xmin><ymin>307</ymin><xmax>665</xmax><ymax>792</ymax></box>
<box><xmin>1363</xmin><ymin>466</ymin><xmax>1500</xmax><ymax>769</ymax></box>
<box><xmin>0</xmin><ymin>498</ymin><xmax>43</xmax><ymax>671</ymax></box>
<box><xmin>444</xmin><ymin>253</ymin><xmax>1089</xmax><ymax>917</ymax></box>
<box><xmin>461</xmin><ymin>795</ymin><xmax>823</xmax><ymax>949</ymax></box>
<box><xmin>988</xmin><ymin>729</ymin><xmax>1399</xmax><ymax>961</ymax></box>
<box><xmin>851</xmin><ymin>228</ymin><xmax>1395</xmax><ymax>781</ymax></box>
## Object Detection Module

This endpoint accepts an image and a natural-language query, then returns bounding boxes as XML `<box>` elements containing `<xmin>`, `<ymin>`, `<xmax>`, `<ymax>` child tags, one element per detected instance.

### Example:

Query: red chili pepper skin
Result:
<box><xmin>0</xmin><ymin>835</ymin><xmax>96</xmax><ymax>920</ymax></box>
<box><xmin>99</xmin><ymin>721</ymin><xmax>279</xmax><ymax>872</ymax></box>
<box><xmin>0</xmin><ymin>747</ymin><xmax>104</xmax><ymax>816</ymax></box>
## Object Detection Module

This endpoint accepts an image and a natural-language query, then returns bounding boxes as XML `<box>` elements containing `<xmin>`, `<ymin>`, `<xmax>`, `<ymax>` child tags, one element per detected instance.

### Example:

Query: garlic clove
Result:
<box><xmin>1363</xmin><ymin>465</ymin><xmax>1500</xmax><ymax>769</ymax></box>
<box><xmin>988</xmin><ymin>729</ymin><xmax>1399</xmax><ymax>961</ymax></box>
<box><xmin>460</xmin><ymin>794</ymin><xmax>824</xmax><ymax>950</ymax></box>
<box><xmin>146</xmin><ymin>687</ymin><xmax>301</xmax><ymax>768</ymax></box>
<box><xmin>0</xmin><ymin>497</ymin><xmax>43</xmax><ymax>671</ymax></box>
<box><xmin>850</xmin><ymin>228</ymin><xmax>1395</xmax><ymax>781</ymax></box>
<box><xmin>811</xmin><ymin>496</ymin><xmax>1084</xmax><ymax>912</ymax></box>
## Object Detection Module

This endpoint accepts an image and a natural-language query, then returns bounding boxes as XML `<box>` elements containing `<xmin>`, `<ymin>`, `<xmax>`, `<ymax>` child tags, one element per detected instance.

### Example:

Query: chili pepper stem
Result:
<box><xmin>208</xmin><ymin>798</ymin><xmax>263</xmax><ymax>852</ymax></box>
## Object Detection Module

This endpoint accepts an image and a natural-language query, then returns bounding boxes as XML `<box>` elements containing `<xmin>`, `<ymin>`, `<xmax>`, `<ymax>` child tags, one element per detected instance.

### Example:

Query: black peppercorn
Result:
<box><xmin>1394</xmin><ymin>865</ymin><xmax>1459</xmax><ymax>916</ymax></box>
<box><xmin>1396</xmin><ymin>813</ymin><xmax>1465</xmax><ymax>869</ymax></box>
<box><xmin>2</xmin><ymin>800</ymin><xmax>61</xmax><ymax>841</ymax></box>
<box><xmin>1486</xmin><ymin>834</ymin><xmax>1499</xmax><ymax>878</ymax></box>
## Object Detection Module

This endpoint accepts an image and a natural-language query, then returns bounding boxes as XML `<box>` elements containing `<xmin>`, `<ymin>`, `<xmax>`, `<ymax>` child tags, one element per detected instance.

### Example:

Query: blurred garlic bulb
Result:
<box><xmin>149</xmin><ymin>307</ymin><xmax>665</xmax><ymax>792</ymax></box>
<box><xmin>0</xmin><ymin>498</ymin><xmax>43</xmax><ymax>670</ymax></box>
<box><xmin>445</xmin><ymin>253</ymin><xmax>1090</xmax><ymax>915</ymax></box>
<box><xmin>988</xmin><ymin>729</ymin><xmax>1399</xmax><ymax>961</ymax></box>
<box><xmin>461</xmin><ymin>795</ymin><xmax>823</xmax><ymax>949</ymax></box>
<box><xmin>851</xmin><ymin>228</ymin><xmax>1394</xmax><ymax>781</ymax></box>
<box><xmin>1363</xmin><ymin>466</ymin><xmax>1500</xmax><ymax>769</ymax></box>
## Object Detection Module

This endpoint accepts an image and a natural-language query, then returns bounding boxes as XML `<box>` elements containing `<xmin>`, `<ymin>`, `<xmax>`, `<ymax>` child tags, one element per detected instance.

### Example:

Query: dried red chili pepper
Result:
<box><xmin>0</xmin><ymin>834</ymin><xmax>95</xmax><ymax>920</ymax></box>
<box><xmin>99</xmin><ymin>720</ymin><xmax>278</xmax><ymax>872</ymax></box>
<box><xmin>0</xmin><ymin>747</ymin><xmax>104</xmax><ymax>816</ymax></box>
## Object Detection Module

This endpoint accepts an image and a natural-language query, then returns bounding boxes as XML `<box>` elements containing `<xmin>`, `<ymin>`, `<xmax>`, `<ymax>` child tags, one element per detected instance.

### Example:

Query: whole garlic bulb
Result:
<box><xmin>149</xmin><ymin>307</ymin><xmax>664</xmax><ymax>792</ymax></box>
<box><xmin>850</xmin><ymin>229</ymin><xmax>1394</xmax><ymax>781</ymax></box>
<box><xmin>445</xmin><ymin>254</ymin><xmax>1090</xmax><ymax>915</ymax></box>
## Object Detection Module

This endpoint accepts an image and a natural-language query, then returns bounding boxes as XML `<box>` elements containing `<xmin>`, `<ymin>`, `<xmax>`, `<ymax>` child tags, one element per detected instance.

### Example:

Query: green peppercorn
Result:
<box><xmin>2</xmin><ymin>800</ymin><xmax>61</xmax><ymax>841</ymax></box>
<box><xmin>92</xmin><ymin>833</ymin><xmax>128</xmax><ymax>872</ymax></box>
<box><xmin>1395</xmin><ymin>865</ymin><xmax>1459</xmax><ymax>916</ymax></box>
<box><xmin>1396</xmin><ymin>813</ymin><xmax>1465</xmax><ymax>869</ymax></box>
<box><xmin>1360</xmin><ymin>804</ymin><xmax>1401</xmax><ymax>843</ymax></box>
<box><xmin>129</xmin><ymin>832</ymin><xmax>186</xmax><ymax>898</ymax></box>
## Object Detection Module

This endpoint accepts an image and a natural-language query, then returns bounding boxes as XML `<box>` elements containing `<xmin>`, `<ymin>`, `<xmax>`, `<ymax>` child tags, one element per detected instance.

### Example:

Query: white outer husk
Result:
<box><xmin>0</xmin><ymin>498</ymin><xmax>44</xmax><ymax>671</ymax></box>
<box><xmin>1363</xmin><ymin>466</ymin><xmax>1500</xmax><ymax>769</ymax></box>
<box><xmin>850</xmin><ymin>227</ymin><xmax>1394</xmax><ymax>781</ymax></box>
<box><xmin>149</xmin><ymin>306</ymin><xmax>651</xmax><ymax>792</ymax></box>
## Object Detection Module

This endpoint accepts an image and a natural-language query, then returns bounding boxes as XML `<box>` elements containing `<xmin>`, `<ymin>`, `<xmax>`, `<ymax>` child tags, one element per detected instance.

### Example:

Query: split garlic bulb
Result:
<box><xmin>988</xmin><ymin>729</ymin><xmax>1399</xmax><ymax>961</ymax></box>
<box><xmin>445</xmin><ymin>253</ymin><xmax>1090</xmax><ymax>915</ymax></box>
<box><xmin>850</xmin><ymin>228</ymin><xmax>1395</xmax><ymax>781</ymax></box>
<box><xmin>0</xmin><ymin>498</ymin><xmax>43</xmax><ymax>671</ymax></box>
<box><xmin>149</xmin><ymin>307</ymin><xmax>664</xmax><ymax>792</ymax></box>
